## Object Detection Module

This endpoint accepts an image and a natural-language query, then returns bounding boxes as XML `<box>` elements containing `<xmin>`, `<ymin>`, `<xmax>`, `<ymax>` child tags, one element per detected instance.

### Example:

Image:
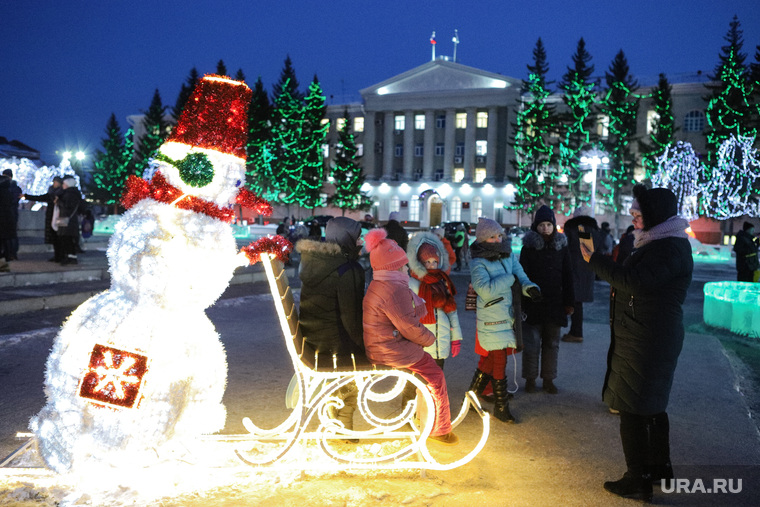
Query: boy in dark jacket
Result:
<box><xmin>519</xmin><ymin>205</ymin><xmax>574</xmax><ymax>394</ymax></box>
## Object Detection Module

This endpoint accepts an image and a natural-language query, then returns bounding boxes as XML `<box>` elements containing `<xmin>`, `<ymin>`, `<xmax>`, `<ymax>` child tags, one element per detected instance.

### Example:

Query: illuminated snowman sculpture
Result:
<box><xmin>31</xmin><ymin>75</ymin><xmax>284</xmax><ymax>473</ymax></box>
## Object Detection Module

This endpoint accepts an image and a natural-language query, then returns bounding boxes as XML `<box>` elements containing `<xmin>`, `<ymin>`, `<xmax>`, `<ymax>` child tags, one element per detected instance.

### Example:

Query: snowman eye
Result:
<box><xmin>235</xmin><ymin>179</ymin><xmax>242</xmax><ymax>187</ymax></box>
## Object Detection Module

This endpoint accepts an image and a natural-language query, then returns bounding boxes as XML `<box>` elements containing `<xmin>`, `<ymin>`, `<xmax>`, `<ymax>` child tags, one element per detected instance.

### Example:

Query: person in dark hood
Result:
<box><xmin>54</xmin><ymin>176</ymin><xmax>82</xmax><ymax>265</ymax></box>
<box><xmin>562</xmin><ymin>205</ymin><xmax>600</xmax><ymax>343</ymax></box>
<box><xmin>24</xmin><ymin>176</ymin><xmax>65</xmax><ymax>262</ymax></box>
<box><xmin>519</xmin><ymin>205</ymin><xmax>574</xmax><ymax>394</ymax></box>
<box><xmin>0</xmin><ymin>169</ymin><xmax>21</xmax><ymax>261</ymax></box>
<box><xmin>296</xmin><ymin>217</ymin><xmax>365</xmax><ymax>437</ymax></box>
<box><xmin>383</xmin><ymin>211</ymin><xmax>409</xmax><ymax>251</ymax></box>
<box><xmin>733</xmin><ymin>221</ymin><xmax>759</xmax><ymax>282</ymax></box>
<box><xmin>580</xmin><ymin>184</ymin><xmax>693</xmax><ymax>502</ymax></box>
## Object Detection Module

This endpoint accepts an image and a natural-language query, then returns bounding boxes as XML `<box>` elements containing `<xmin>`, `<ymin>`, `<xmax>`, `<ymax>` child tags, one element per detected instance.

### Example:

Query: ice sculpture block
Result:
<box><xmin>703</xmin><ymin>282</ymin><xmax>760</xmax><ymax>338</ymax></box>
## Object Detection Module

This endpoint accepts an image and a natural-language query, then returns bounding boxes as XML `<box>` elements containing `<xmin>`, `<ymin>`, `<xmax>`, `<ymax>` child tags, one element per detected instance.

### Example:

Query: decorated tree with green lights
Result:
<box><xmin>599</xmin><ymin>50</ymin><xmax>640</xmax><ymax>215</ymax></box>
<box><xmin>246</xmin><ymin>77</ymin><xmax>277</xmax><ymax>200</ymax></box>
<box><xmin>91</xmin><ymin>114</ymin><xmax>133</xmax><ymax>213</ymax></box>
<box><xmin>299</xmin><ymin>75</ymin><xmax>328</xmax><ymax>209</ymax></box>
<box><xmin>133</xmin><ymin>89</ymin><xmax>170</xmax><ymax>177</ymax></box>
<box><xmin>511</xmin><ymin>38</ymin><xmax>560</xmax><ymax>213</ymax></box>
<box><xmin>704</xmin><ymin>16</ymin><xmax>758</xmax><ymax>164</ymax></box>
<box><xmin>650</xmin><ymin>141</ymin><xmax>702</xmax><ymax>220</ymax></box>
<box><xmin>172</xmin><ymin>67</ymin><xmax>199</xmax><ymax>121</ymax></box>
<box><xmin>751</xmin><ymin>44</ymin><xmax>760</xmax><ymax>132</ymax></box>
<box><xmin>558</xmin><ymin>37</ymin><xmax>598</xmax><ymax>213</ymax></box>
<box><xmin>640</xmin><ymin>73</ymin><xmax>677</xmax><ymax>177</ymax></box>
<box><xmin>329</xmin><ymin>109</ymin><xmax>371</xmax><ymax>214</ymax></box>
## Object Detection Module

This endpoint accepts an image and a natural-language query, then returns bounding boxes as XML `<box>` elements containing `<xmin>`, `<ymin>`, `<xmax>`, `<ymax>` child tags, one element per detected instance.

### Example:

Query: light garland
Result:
<box><xmin>651</xmin><ymin>141</ymin><xmax>702</xmax><ymax>220</ymax></box>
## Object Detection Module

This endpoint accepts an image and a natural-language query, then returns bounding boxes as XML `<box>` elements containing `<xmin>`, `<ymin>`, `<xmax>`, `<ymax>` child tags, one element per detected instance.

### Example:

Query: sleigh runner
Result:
<box><xmin>222</xmin><ymin>253</ymin><xmax>490</xmax><ymax>471</ymax></box>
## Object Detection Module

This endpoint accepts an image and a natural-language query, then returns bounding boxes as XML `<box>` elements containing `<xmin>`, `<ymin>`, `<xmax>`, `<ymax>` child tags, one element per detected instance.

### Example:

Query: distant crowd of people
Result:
<box><xmin>284</xmin><ymin>184</ymin><xmax>701</xmax><ymax>502</ymax></box>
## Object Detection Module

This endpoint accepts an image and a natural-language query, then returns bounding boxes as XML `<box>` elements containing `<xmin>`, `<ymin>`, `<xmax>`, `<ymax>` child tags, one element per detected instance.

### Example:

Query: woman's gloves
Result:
<box><xmin>526</xmin><ymin>286</ymin><xmax>543</xmax><ymax>302</ymax></box>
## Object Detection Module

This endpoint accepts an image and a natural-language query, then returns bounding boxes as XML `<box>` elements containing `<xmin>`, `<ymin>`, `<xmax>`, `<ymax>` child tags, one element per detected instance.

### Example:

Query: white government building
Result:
<box><xmin>321</xmin><ymin>57</ymin><xmax>711</xmax><ymax>229</ymax></box>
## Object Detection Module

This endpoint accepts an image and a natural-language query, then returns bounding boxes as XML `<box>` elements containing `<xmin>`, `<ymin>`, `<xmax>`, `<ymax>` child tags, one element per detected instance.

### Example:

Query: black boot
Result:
<box><xmin>468</xmin><ymin>369</ymin><xmax>492</xmax><ymax>396</ymax></box>
<box><xmin>649</xmin><ymin>412</ymin><xmax>674</xmax><ymax>485</ymax></box>
<box><xmin>492</xmin><ymin>378</ymin><xmax>515</xmax><ymax>423</ymax></box>
<box><xmin>604</xmin><ymin>472</ymin><xmax>653</xmax><ymax>502</ymax></box>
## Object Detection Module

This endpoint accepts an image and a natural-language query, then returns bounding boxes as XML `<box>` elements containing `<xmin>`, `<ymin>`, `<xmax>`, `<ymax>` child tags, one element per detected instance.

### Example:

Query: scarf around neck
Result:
<box><xmin>633</xmin><ymin>216</ymin><xmax>690</xmax><ymax>249</ymax></box>
<box><xmin>412</xmin><ymin>269</ymin><xmax>457</xmax><ymax>324</ymax></box>
<box><xmin>373</xmin><ymin>270</ymin><xmax>410</xmax><ymax>283</ymax></box>
<box><xmin>470</xmin><ymin>239</ymin><xmax>511</xmax><ymax>261</ymax></box>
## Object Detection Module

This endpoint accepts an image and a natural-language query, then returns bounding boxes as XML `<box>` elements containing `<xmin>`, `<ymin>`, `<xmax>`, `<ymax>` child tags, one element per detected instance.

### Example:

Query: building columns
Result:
<box><xmin>382</xmin><ymin>111</ymin><xmax>395</xmax><ymax>180</ymax></box>
<box><xmin>443</xmin><ymin>109</ymin><xmax>456</xmax><ymax>181</ymax></box>
<box><xmin>423</xmin><ymin>110</ymin><xmax>435</xmax><ymax>180</ymax></box>
<box><xmin>464</xmin><ymin>107</ymin><xmax>477</xmax><ymax>181</ymax></box>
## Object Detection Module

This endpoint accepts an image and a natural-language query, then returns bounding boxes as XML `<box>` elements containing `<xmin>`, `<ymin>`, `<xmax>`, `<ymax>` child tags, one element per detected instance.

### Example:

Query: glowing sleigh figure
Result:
<box><xmin>221</xmin><ymin>254</ymin><xmax>490</xmax><ymax>471</ymax></box>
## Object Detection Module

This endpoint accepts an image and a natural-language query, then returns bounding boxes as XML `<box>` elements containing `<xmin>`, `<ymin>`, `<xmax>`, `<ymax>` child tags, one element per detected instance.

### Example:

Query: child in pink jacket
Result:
<box><xmin>362</xmin><ymin>228</ymin><xmax>458</xmax><ymax>445</ymax></box>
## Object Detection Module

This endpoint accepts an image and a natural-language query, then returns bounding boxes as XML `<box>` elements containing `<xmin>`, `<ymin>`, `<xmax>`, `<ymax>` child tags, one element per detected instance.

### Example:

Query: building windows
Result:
<box><xmin>391</xmin><ymin>195</ymin><xmax>400</xmax><ymax>213</ymax></box>
<box><xmin>434</xmin><ymin>168</ymin><xmax>444</xmax><ymax>181</ymax></box>
<box><xmin>436</xmin><ymin>115</ymin><xmax>446</xmax><ymax>128</ymax></box>
<box><xmin>450</xmin><ymin>196</ymin><xmax>462</xmax><ymax>221</ymax></box>
<box><xmin>455</xmin><ymin>143</ymin><xmax>465</xmax><ymax>156</ymax></box>
<box><xmin>476</xmin><ymin>140</ymin><xmax>487</xmax><ymax>156</ymax></box>
<box><xmin>472</xmin><ymin>196</ymin><xmax>483</xmax><ymax>222</ymax></box>
<box><xmin>394</xmin><ymin>115</ymin><xmax>405</xmax><ymax>130</ymax></box>
<box><xmin>415</xmin><ymin>114</ymin><xmax>425</xmax><ymax>130</ymax></box>
<box><xmin>454</xmin><ymin>168</ymin><xmax>464</xmax><ymax>182</ymax></box>
<box><xmin>435</xmin><ymin>143</ymin><xmax>445</xmax><ymax>156</ymax></box>
<box><xmin>597</xmin><ymin>115</ymin><xmax>609</xmax><ymax>138</ymax></box>
<box><xmin>321</xmin><ymin>118</ymin><xmax>330</xmax><ymax>129</ymax></box>
<box><xmin>409</xmin><ymin>198</ymin><xmax>420</xmax><ymax>221</ymax></box>
<box><xmin>337</xmin><ymin>118</ymin><xmax>346</xmax><ymax>131</ymax></box>
<box><xmin>395</xmin><ymin>144</ymin><xmax>403</xmax><ymax>157</ymax></box>
<box><xmin>414</xmin><ymin>144</ymin><xmax>423</xmax><ymax>157</ymax></box>
<box><xmin>646</xmin><ymin>110</ymin><xmax>659</xmax><ymax>135</ymax></box>
<box><xmin>456</xmin><ymin>112</ymin><xmax>467</xmax><ymax>129</ymax></box>
<box><xmin>354</xmin><ymin>117</ymin><xmax>364</xmax><ymax>132</ymax></box>
<box><xmin>684</xmin><ymin>110</ymin><xmax>705</xmax><ymax>132</ymax></box>
<box><xmin>474</xmin><ymin>168</ymin><xmax>486</xmax><ymax>183</ymax></box>
<box><xmin>476</xmin><ymin>111</ymin><xmax>488</xmax><ymax>128</ymax></box>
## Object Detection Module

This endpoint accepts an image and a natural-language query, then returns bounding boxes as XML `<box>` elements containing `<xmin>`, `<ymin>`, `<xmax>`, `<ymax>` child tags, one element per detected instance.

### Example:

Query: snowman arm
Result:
<box><xmin>240</xmin><ymin>236</ymin><xmax>293</xmax><ymax>265</ymax></box>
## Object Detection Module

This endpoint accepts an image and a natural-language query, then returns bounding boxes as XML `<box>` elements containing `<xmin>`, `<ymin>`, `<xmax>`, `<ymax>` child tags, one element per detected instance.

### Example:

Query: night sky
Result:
<box><xmin>3</xmin><ymin>0</ymin><xmax>759</xmax><ymax>166</ymax></box>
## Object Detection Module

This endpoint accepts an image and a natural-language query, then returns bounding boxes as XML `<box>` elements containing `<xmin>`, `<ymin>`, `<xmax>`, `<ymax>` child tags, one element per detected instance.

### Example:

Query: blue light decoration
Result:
<box><xmin>703</xmin><ymin>281</ymin><xmax>760</xmax><ymax>338</ymax></box>
<box><xmin>700</xmin><ymin>134</ymin><xmax>760</xmax><ymax>219</ymax></box>
<box><xmin>651</xmin><ymin>141</ymin><xmax>702</xmax><ymax>220</ymax></box>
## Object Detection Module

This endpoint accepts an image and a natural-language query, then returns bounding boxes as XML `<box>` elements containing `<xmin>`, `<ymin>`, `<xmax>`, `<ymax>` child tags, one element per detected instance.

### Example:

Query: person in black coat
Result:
<box><xmin>55</xmin><ymin>177</ymin><xmax>83</xmax><ymax>265</ymax></box>
<box><xmin>24</xmin><ymin>176</ymin><xmax>64</xmax><ymax>262</ymax></box>
<box><xmin>0</xmin><ymin>174</ymin><xmax>18</xmax><ymax>262</ymax></box>
<box><xmin>733</xmin><ymin>221</ymin><xmax>759</xmax><ymax>282</ymax></box>
<box><xmin>519</xmin><ymin>205</ymin><xmax>574</xmax><ymax>394</ymax></box>
<box><xmin>383</xmin><ymin>211</ymin><xmax>409</xmax><ymax>251</ymax></box>
<box><xmin>562</xmin><ymin>206</ymin><xmax>600</xmax><ymax>342</ymax></box>
<box><xmin>580</xmin><ymin>184</ymin><xmax>693</xmax><ymax>502</ymax></box>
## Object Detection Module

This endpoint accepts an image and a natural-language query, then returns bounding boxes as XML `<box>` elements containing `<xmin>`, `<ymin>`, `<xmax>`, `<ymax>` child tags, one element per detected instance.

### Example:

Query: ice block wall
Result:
<box><xmin>703</xmin><ymin>282</ymin><xmax>760</xmax><ymax>338</ymax></box>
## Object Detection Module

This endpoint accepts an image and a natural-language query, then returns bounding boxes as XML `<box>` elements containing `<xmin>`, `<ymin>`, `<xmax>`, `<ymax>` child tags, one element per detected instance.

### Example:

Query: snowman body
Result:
<box><xmin>32</xmin><ymin>142</ymin><xmax>249</xmax><ymax>473</ymax></box>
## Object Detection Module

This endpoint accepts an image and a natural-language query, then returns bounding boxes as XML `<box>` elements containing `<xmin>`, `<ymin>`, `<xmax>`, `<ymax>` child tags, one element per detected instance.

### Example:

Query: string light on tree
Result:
<box><xmin>651</xmin><ymin>141</ymin><xmax>702</xmax><ymax>220</ymax></box>
<box><xmin>701</xmin><ymin>134</ymin><xmax>760</xmax><ymax>219</ymax></box>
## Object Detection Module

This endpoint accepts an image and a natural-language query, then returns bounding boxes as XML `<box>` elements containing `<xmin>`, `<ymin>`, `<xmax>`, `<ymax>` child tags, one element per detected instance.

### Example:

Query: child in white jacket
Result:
<box><xmin>407</xmin><ymin>231</ymin><xmax>463</xmax><ymax>370</ymax></box>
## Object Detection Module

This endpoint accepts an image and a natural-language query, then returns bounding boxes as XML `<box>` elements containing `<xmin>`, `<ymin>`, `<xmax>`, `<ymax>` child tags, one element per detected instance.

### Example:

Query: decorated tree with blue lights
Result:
<box><xmin>704</xmin><ymin>16</ymin><xmax>758</xmax><ymax>164</ymax></box>
<box><xmin>91</xmin><ymin>114</ymin><xmax>133</xmax><ymax>213</ymax></box>
<box><xmin>133</xmin><ymin>89</ymin><xmax>170</xmax><ymax>177</ymax></box>
<box><xmin>701</xmin><ymin>134</ymin><xmax>760</xmax><ymax>219</ymax></box>
<box><xmin>330</xmin><ymin>109</ymin><xmax>371</xmax><ymax>214</ymax></box>
<box><xmin>640</xmin><ymin>73</ymin><xmax>677</xmax><ymax>178</ymax></box>
<box><xmin>511</xmin><ymin>38</ymin><xmax>560</xmax><ymax>213</ymax></box>
<box><xmin>650</xmin><ymin>141</ymin><xmax>702</xmax><ymax>220</ymax></box>
<box><xmin>599</xmin><ymin>50</ymin><xmax>640</xmax><ymax>215</ymax></box>
<box><xmin>558</xmin><ymin>37</ymin><xmax>598</xmax><ymax>213</ymax></box>
<box><xmin>172</xmin><ymin>67</ymin><xmax>199</xmax><ymax>121</ymax></box>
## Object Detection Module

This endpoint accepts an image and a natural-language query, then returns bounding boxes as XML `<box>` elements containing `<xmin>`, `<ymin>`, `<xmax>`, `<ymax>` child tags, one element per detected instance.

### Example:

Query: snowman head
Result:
<box><xmin>153</xmin><ymin>75</ymin><xmax>252</xmax><ymax>207</ymax></box>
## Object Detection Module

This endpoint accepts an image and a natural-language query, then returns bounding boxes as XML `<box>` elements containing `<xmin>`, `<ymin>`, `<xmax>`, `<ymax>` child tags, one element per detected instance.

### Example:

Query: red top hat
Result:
<box><xmin>167</xmin><ymin>74</ymin><xmax>252</xmax><ymax>159</ymax></box>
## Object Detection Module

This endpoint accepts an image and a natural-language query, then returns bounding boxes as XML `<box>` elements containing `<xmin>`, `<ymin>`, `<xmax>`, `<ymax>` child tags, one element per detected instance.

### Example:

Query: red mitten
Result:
<box><xmin>451</xmin><ymin>340</ymin><xmax>461</xmax><ymax>357</ymax></box>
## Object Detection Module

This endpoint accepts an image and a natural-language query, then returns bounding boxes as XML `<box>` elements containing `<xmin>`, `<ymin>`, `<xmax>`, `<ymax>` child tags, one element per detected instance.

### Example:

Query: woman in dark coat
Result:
<box><xmin>296</xmin><ymin>217</ymin><xmax>365</xmax><ymax>434</ymax></box>
<box><xmin>55</xmin><ymin>177</ymin><xmax>83</xmax><ymax>265</ymax></box>
<box><xmin>0</xmin><ymin>174</ymin><xmax>17</xmax><ymax>262</ymax></box>
<box><xmin>581</xmin><ymin>184</ymin><xmax>693</xmax><ymax>502</ymax></box>
<box><xmin>24</xmin><ymin>176</ymin><xmax>64</xmax><ymax>261</ymax></box>
<box><xmin>519</xmin><ymin>205</ymin><xmax>574</xmax><ymax>394</ymax></box>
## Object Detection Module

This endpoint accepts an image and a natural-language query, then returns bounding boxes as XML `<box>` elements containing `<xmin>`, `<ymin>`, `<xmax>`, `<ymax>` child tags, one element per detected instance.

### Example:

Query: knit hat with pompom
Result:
<box><xmin>364</xmin><ymin>228</ymin><xmax>408</xmax><ymax>271</ymax></box>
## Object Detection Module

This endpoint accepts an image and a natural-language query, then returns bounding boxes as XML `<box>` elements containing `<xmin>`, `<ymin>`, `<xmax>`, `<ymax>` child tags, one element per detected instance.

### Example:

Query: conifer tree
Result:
<box><xmin>599</xmin><ymin>49</ymin><xmax>640</xmax><ymax>215</ymax></box>
<box><xmin>329</xmin><ymin>109</ymin><xmax>370</xmax><ymax>214</ymax></box>
<box><xmin>269</xmin><ymin>78</ymin><xmax>306</xmax><ymax>208</ymax></box>
<box><xmin>640</xmin><ymin>73</ymin><xmax>677</xmax><ymax>177</ymax></box>
<box><xmin>172</xmin><ymin>67</ymin><xmax>199</xmax><ymax>121</ymax></box>
<box><xmin>511</xmin><ymin>38</ymin><xmax>559</xmax><ymax>213</ymax></box>
<box><xmin>133</xmin><ymin>89</ymin><xmax>169</xmax><ymax>176</ymax></box>
<box><xmin>92</xmin><ymin>113</ymin><xmax>132</xmax><ymax>213</ymax></box>
<box><xmin>704</xmin><ymin>16</ymin><xmax>757</xmax><ymax>163</ymax></box>
<box><xmin>234</xmin><ymin>69</ymin><xmax>246</xmax><ymax>82</ymax></box>
<box><xmin>216</xmin><ymin>59</ymin><xmax>228</xmax><ymax>76</ymax></box>
<box><xmin>274</xmin><ymin>55</ymin><xmax>302</xmax><ymax>101</ymax></box>
<box><xmin>558</xmin><ymin>37</ymin><xmax>598</xmax><ymax>213</ymax></box>
<box><xmin>246</xmin><ymin>77</ymin><xmax>277</xmax><ymax>200</ymax></box>
<box><xmin>299</xmin><ymin>75</ymin><xmax>328</xmax><ymax>209</ymax></box>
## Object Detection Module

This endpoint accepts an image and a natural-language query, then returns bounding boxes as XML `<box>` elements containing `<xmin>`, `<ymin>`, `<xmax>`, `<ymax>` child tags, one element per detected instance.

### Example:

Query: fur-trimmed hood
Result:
<box><xmin>522</xmin><ymin>229</ymin><xmax>568</xmax><ymax>251</ymax></box>
<box><xmin>296</xmin><ymin>238</ymin><xmax>356</xmax><ymax>286</ymax></box>
<box><xmin>407</xmin><ymin>231</ymin><xmax>450</xmax><ymax>279</ymax></box>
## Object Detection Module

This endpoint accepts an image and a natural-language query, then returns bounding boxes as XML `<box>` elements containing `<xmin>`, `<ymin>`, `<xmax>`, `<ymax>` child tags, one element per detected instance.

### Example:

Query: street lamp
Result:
<box><xmin>580</xmin><ymin>152</ymin><xmax>609</xmax><ymax>217</ymax></box>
